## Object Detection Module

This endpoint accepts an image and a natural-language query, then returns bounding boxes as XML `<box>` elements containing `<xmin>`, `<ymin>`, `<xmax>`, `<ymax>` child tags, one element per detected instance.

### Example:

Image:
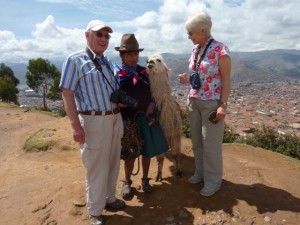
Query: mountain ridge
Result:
<box><xmin>4</xmin><ymin>49</ymin><xmax>300</xmax><ymax>86</ymax></box>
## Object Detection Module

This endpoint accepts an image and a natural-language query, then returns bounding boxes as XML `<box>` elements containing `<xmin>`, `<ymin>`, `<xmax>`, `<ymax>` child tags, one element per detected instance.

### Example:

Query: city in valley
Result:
<box><xmin>18</xmin><ymin>80</ymin><xmax>300</xmax><ymax>138</ymax></box>
<box><xmin>175</xmin><ymin>81</ymin><xmax>300</xmax><ymax>137</ymax></box>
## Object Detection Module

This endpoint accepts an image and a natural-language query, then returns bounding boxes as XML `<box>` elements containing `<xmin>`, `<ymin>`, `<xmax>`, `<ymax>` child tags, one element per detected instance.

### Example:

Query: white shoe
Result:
<box><xmin>188</xmin><ymin>175</ymin><xmax>203</xmax><ymax>184</ymax></box>
<box><xmin>200</xmin><ymin>186</ymin><xmax>220</xmax><ymax>197</ymax></box>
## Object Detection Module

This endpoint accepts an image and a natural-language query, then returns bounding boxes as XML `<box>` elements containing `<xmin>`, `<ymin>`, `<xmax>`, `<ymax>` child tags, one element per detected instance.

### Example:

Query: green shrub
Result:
<box><xmin>57</xmin><ymin>106</ymin><xmax>66</xmax><ymax>117</ymax></box>
<box><xmin>181</xmin><ymin>110</ymin><xmax>191</xmax><ymax>138</ymax></box>
<box><xmin>223</xmin><ymin>124</ymin><xmax>239</xmax><ymax>143</ymax></box>
<box><xmin>243</xmin><ymin>125</ymin><xmax>278</xmax><ymax>149</ymax></box>
<box><xmin>275</xmin><ymin>133</ymin><xmax>300</xmax><ymax>159</ymax></box>
<box><xmin>239</xmin><ymin>125</ymin><xmax>300</xmax><ymax>160</ymax></box>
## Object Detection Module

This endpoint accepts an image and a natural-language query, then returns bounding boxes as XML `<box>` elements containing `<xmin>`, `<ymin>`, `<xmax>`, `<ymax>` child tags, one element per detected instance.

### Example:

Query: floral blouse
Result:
<box><xmin>188</xmin><ymin>36</ymin><xmax>230</xmax><ymax>100</ymax></box>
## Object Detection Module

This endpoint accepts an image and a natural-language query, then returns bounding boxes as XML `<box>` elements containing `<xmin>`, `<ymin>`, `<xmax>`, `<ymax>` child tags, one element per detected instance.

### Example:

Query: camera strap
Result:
<box><xmin>85</xmin><ymin>47</ymin><xmax>120</xmax><ymax>92</ymax></box>
<box><xmin>193</xmin><ymin>38</ymin><xmax>214</xmax><ymax>73</ymax></box>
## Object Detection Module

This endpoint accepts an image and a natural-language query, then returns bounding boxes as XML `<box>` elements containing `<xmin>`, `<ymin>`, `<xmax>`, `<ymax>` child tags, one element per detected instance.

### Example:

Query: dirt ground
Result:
<box><xmin>0</xmin><ymin>102</ymin><xmax>300</xmax><ymax>225</ymax></box>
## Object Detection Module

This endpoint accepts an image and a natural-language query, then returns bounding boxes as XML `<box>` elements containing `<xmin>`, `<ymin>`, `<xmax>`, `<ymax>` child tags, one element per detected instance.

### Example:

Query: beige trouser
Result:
<box><xmin>79</xmin><ymin>113</ymin><xmax>123</xmax><ymax>216</ymax></box>
<box><xmin>187</xmin><ymin>98</ymin><xmax>224</xmax><ymax>190</ymax></box>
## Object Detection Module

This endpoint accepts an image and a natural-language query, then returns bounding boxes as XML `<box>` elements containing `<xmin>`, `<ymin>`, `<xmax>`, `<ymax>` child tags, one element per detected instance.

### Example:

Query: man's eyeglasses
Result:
<box><xmin>93</xmin><ymin>31</ymin><xmax>111</xmax><ymax>40</ymax></box>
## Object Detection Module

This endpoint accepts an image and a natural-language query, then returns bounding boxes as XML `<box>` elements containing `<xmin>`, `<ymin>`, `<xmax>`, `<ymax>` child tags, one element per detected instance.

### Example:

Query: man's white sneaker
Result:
<box><xmin>89</xmin><ymin>215</ymin><xmax>104</xmax><ymax>225</ymax></box>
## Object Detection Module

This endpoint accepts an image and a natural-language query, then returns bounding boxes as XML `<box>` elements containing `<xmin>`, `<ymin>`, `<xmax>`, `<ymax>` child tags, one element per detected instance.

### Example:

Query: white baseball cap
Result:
<box><xmin>86</xmin><ymin>20</ymin><xmax>113</xmax><ymax>33</ymax></box>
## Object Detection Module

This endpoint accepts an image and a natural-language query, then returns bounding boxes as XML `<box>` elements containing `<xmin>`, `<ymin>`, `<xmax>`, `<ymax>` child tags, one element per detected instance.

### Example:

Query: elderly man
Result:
<box><xmin>59</xmin><ymin>20</ymin><xmax>125</xmax><ymax>225</ymax></box>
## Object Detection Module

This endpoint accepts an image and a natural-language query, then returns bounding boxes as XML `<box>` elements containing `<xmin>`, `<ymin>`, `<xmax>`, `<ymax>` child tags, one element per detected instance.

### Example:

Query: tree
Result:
<box><xmin>0</xmin><ymin>63</ymin><xmax>19</xmax><ymax>104</ymax></box>
<box><xmin>26</xmin><ymin>58</ymin><xmax>61</xmax><ymax>110</ymax></box>
<box><xmin>47</xmin><ymin>77</ymin><xmax>61</xmax><ymax>100</ymax></box>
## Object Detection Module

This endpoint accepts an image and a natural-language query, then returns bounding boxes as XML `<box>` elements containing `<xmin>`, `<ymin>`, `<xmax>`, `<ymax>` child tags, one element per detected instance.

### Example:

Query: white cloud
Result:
<box><xmin>0</xmin><ymin>15</ymin><xmax>86</xmax><ymax>63</ymax></box>
<box><xmin>0</xmin><ymin>0</ymin><xmax>300</xmax><ymax>63</ymax></box>
<box><xmin>32</xmin><ymin>15</ymin><xmax>62</xmax><ymax>39</ymax></box>
<box><xmin>135</xmin><ymin>12</ymin><xmax>159</xmax><ymax>29</ymax></box>
<box><xmin>0</xmin><ymin>30</ymin><xmax>16</xmax><ymax>43</ymax></box>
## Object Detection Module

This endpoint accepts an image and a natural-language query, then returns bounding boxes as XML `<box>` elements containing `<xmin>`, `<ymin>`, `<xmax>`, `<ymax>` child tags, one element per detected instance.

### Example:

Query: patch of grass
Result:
<box><xmin>34</xmin><ymin>108</ymin><xmax>61</xmax><ymax>117</ymax></box>
<box><xmin>0</xmin><ymin>101</ymin><xmax>19</xmax><ymax>109</ymax></box>
<box><xmin>23</xmin><ymin>128</ymin><xmax>50</xmax><ymax>152</ymax></box>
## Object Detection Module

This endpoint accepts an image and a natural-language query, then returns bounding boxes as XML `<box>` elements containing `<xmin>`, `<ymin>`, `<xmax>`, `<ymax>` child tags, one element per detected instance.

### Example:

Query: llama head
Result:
<box><xmin>146</xmin><ymin>54</ymin><xmax>170</xmax><ymax>78</ymax></box>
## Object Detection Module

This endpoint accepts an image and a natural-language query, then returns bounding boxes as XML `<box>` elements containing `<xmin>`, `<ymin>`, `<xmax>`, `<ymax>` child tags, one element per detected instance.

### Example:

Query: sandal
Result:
<box><xmin>141</xmin><ymin>178</ymin><xmax>153</xmax><ymax>192</ymax></box>
<box><xmin>105</xmin><ymin>198</ymin><xmax>125</xmax><ymax>211</ymax></box>
<box><xmin>121</xmin><ymin>180</ymin><xmax>132</xmax><ymax>198</ymax></box>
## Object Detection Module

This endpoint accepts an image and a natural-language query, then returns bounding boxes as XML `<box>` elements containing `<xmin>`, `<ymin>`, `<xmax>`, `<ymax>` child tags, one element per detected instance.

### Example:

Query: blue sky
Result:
<box><xmin>1</xmin><ymin>0</ymin><xmax>300</xmax><ymax>63</ymax></box>
<box><xmin>1</xmin><ymin>0</ymin><xmax>161</xmax><ymax>39</ymax></box>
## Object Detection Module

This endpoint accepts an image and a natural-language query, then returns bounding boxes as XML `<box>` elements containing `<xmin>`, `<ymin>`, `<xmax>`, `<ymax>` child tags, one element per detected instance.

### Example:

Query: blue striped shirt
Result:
<box><xmin>59</xmin><ymin>48</ymin><xmax>119</xmax><ymax>112</ymax></box>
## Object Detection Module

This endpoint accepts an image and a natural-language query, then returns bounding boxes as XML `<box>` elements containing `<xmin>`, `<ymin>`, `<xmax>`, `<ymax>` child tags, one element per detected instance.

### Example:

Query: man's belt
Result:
<box><xmin>79</xmin><ymin>108</ymin><xmax>120</xmax><ymax>116</ymax></box>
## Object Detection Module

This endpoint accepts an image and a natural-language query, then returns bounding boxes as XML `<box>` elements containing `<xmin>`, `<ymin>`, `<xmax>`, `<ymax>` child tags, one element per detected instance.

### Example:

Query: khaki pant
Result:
<box><xmin>79</xmin><ymin>113</ymin><xmax>123</xmax><ymax>216</ymax></box>
<box><xmin>187</xmin><ymin>98</ymin><xmax>224</xmax><ymax>190</ymax></box>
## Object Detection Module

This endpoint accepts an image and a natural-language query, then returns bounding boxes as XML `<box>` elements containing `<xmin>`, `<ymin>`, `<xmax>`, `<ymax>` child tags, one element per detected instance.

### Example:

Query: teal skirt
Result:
<box><xmin>136</xmin><ymin>114</ymin><xmax>169</xmax><ymax>158</ymax></box>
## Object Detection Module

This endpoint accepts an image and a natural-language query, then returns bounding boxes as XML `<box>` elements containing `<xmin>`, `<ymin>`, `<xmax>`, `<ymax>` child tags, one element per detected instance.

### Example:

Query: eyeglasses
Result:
<box><xmin>93</xmin><ymin>31</ymin><xmax>111</xmax><ymax>40</ymax></box>
<box><xmin>187</xmin><ymin>31</ymin><xmax>193</xmax><ymax>36</ymax></box>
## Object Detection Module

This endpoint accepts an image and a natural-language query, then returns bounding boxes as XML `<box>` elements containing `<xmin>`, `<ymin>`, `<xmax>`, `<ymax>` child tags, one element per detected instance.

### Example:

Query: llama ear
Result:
<box><xmin>165</xmin><ymin>63</ymin><xmax>170</xmax><ymax>72</ymax></box>
<box><xmin>163</xmin><ymin>61</ymin><xmax>168</xmax><ymax>70</ymax></box>
<box><xmin>166</xmin><ymin>68</ymin><xmax>171</xmax><ymax>79</ymax></box>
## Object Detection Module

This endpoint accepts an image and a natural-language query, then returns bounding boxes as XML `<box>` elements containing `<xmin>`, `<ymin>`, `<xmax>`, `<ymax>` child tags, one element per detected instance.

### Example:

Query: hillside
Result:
<box><xmin>232</xmin><ymin>50</ymin><xmax>300</xmax><ymax>80</ymax></box>
<box><xmin>162</xmin><ymin>49</ymin><xmax>300</xmax><ymax>85</ymax></box>
<box><xmin>0</xmin><ymin>102</ymin><xmax>300</xmax><ymax>225</ymax></box>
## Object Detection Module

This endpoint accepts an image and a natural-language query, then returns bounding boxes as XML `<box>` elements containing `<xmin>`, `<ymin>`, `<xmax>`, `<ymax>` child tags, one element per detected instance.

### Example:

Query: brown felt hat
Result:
<box><xmin>115</xmin><ymin>34</ymin><xmax>144</xmax><ymax>52</ymax></box>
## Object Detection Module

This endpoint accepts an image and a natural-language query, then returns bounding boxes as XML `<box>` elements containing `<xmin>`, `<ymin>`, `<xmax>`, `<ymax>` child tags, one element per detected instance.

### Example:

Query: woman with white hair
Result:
<box><xmin>178</xmin><ymin>11</ymin><xmax>231</xmax><ymax>196</ymax></box>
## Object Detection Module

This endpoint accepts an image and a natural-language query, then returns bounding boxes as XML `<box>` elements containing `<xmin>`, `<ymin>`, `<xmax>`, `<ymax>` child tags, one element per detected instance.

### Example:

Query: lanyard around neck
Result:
<box><xmin>85</xmin><ymin>47</ymin><xmax>120</xmax><ymax>92</ymax></box>
<box><xmin>193</xmin><ymin>38</ymin><xmax>214</xmax><ymax>72</ymax></box>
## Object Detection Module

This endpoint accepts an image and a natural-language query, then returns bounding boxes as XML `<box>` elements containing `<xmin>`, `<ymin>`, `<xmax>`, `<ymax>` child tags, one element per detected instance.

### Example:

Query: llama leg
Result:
<box><xmin>170</xmin><ymin>139</ymin><xmax>183</xmax><ymax>178</ymax></box>
<box><xmin>171</xmin><ymin>152</ymin><xmax>183</xmax><ymax>178</ymax></box>
<box><xmin>156</xmin><ymin>154</ymin><xmax>165</xmax><ymax>182</ymax></box>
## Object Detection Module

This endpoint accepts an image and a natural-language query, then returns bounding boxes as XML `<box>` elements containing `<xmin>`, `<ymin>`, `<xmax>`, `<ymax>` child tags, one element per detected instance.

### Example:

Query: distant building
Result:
<box><xmin>23</xmin><ymin>89</ymin><xmax>41</xmax><ymax>97</ymax></box>
<box><xmin>290</xmin><ymin>123</ymin><xmax>300</xmax><ymax>130</ymax></box>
